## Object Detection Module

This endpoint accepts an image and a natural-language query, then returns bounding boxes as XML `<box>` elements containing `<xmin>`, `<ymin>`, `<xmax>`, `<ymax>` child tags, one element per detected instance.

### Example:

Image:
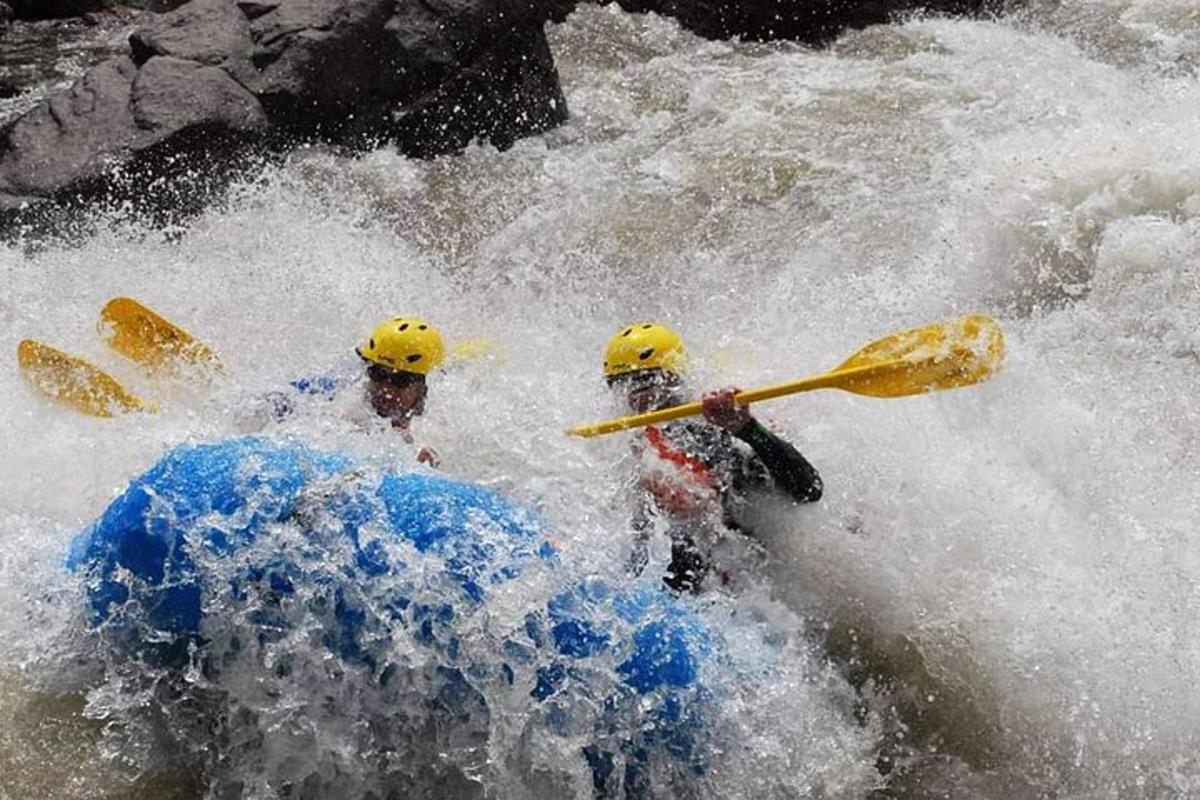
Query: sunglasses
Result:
<box><xmin>607</xmin><ymin>369</ymin><xmax>680</xmax><ymax>391</ymax></box>
<box><xmin>367</xmin><ymin>364</ymin><xmax>426</xmax><ymax>388</ymax></box>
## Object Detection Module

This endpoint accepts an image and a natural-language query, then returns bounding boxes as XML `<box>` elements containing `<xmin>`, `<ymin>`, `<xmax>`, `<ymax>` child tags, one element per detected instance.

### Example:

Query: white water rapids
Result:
<box><xmin>2</xmin><ymin>0</ymin><xmax>1199</xmax><ymax>796</ymax></box>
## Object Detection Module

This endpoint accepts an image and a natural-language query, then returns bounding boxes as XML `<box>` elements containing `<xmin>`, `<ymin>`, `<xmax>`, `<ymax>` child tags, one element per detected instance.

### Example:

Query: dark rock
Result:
<box><xmin>611</xmin><ymin>0</ymin><xmax>1013</xmax><ymax>43</ymax></box>
<box><xmin>0</xmin><ymin>11</ymin><xmax>142</xmax><ymax>109</ymax></box>
<box><xmin>129</xmin><ymin>0</ymin><xmax>254</xmax><ymax>69</ymax></box>
<box><xmin>7</xmin><ymin>0</ymin><xmax>184</xmax><ymax>18</ymax></box>
<box><xmin>392</xmin><ymin>25</ymin><xmax>568</xmax><ymax>157</ymax></box>
<box><xmin>131</xmin><ymin>56</ymin><xmax>267</xmax><ymax>133</ymax></box>
<box><xmin>0</xmin><ymin>0</ymin><xmax>571</xmax><ymax>225</ymax></box>
<box><xmin>7</xmin><ymin>0</ymin><xmax>102</xmax><ymax>20</ymax></box>
<box><xmin>0</xmin><ymin>57</ymin><xmax>143</xmax><ymax>205</ymax></box>
<box><xmin>0</xmin><ymin>51</ymin><xmax>268</xmax><ymax>213</ymax></box>
<box><xmin>132</xmin><ymin>0</ymin><xmax>192</xmax><ymax>9</ymax></box>
<box><xmin>239</xmin><ymin>0</ymin><xmax>398</xmax><ymax>127</ymax></box>
<box><xmin>0</xmin><ymin>0</ymin><xmax>1023</xmax><ymax>231</ymax></box>
<box><xmin>234</xmin><ymin>0</ymin><xmax>276</xmax><ymax>20</ymax></box>
<box><xmin>0</xmin><ymin>0</ymin><xmax>570</xmax><ymax>226</ymax></box>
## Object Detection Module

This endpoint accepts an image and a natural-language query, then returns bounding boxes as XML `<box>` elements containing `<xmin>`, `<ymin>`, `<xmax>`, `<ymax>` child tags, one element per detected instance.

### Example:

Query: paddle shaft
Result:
<box><xmin>570</xmin><ymin>359</ymin><xmax>905</xmax><ymax>437</ymax></box>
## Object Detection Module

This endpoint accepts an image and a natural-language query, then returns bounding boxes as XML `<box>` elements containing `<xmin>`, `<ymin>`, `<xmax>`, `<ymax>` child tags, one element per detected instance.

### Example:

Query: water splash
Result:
<box><xmin>2</xmin><ymin>2</ymin><xmax>1199</xmax><ymax>797</ymax></box>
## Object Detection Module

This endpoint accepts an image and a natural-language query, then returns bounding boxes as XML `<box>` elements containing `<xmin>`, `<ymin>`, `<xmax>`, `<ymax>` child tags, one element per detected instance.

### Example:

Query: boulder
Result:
<box><xmin>7</xmin><ymin>0</ymin><xmax>185</xmax><ymax>20</ymax></box>
<box><xmin>391</xmin><ymin>25</ymin><xmax>567</xmax><ymax>157</ymax></box>
<box><xmin>131</xmin><ymin>56</ymin><xmax>267</xmax><ymax>134</ymax></box>
<box><xmin>611</xmin><ymin>0</ymin><xmax>1013</xmax><ymax>43</ymax></box>
<box><xmin>0</xmin><ymin>0</ymin><xmax>1020</xmax><ymax>228</ymax></box>
<box><xmin>128</xmin><ymin>0</ymin><xmax>254</xmax><ymax>69</ymax></box>
<box><xmin>0</xmin><ymin>53</ymin><xmax>267</xmax><ymax>210</ymax></box>
<box><xmin>6</xmin><ymin>0</ymin><xmax>101</xmax><ymax>19</ymax></box>
<box><xmin>0</xmin><ymin>0</ymin><xmax>569</xmax><ymax>222</ymax></box>
<box><xmin>0</xmin><ymin>57</ymin><xmax>145</xmax><ymax>206</ymax></box>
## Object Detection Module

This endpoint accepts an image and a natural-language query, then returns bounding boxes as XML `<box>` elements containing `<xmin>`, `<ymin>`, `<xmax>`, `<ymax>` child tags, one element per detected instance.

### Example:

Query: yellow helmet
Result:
<box><xmin>357</xmin><ymin>317</ymin><xmax>445</xmax><ymax>376</ymax></box>
<box><xmin>603</xmin><ymin>322</ymin><xmax>687</xmax><ymax>378</ymax></box>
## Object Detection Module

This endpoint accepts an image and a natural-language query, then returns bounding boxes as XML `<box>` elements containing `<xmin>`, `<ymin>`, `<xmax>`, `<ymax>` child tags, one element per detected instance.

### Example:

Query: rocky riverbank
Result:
<box><xmin>0</xmin><ymin>0</ymin><xmax>1021</xmax><ymax>232</ymax></box>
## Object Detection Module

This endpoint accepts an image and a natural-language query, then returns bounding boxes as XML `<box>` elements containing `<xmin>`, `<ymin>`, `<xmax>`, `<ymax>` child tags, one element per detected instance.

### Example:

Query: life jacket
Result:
<box><xmin>638</xmin><ymin>426</ymin><xmax>723</xmax><ymax>518</ymax></box>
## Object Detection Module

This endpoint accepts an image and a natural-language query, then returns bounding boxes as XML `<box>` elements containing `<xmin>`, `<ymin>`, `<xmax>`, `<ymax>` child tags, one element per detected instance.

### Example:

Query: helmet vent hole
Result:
<box><xmin>638</xmin><ymin>348</ymin><xmax>655</xmax><ymax>361</ymax></box>
<box><xmin>398</xmin><ymin>323</ymin><xmax>409</xmax><ymax>331</ymax></box>
<box><xmin>642</xmin><ymin>324</ymin><xmax>652</xmax><ymax>329</ymax></box>
<box><xmin>418</xmin><ymin>324</ymin><xmax>428</xmax><ymax>330</ymax></box>
<box><xmin>622</xmin><ymin>328</ymin><xmax>632</xmax><ymax>337</ymax></box>
<box><xmin>406</xmin><ymin>354</ymin><xmax>422</xmax><ymax>364</ymax></box>
<box><xmin>369</xmin><ymin>338</ymin><xmax>375</xmax><ymax>349</ymax></box>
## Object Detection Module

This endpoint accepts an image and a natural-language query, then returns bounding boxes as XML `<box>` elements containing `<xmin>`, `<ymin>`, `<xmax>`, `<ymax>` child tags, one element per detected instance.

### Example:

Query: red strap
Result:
<box><xmin>644</xmin><ymin>426</ymin><xmax>720</xmax><ymax>490</ymax></box>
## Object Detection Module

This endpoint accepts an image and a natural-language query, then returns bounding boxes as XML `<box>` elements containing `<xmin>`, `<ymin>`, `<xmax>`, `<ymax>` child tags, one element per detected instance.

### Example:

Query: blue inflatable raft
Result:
<box><xmin>68</xmin><ymin>437</ymin><xmax>719</xmax><ymax>794</ymax></box>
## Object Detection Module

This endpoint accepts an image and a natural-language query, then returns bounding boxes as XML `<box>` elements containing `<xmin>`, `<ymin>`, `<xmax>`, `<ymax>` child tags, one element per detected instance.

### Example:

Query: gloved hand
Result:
<box><xmin>417</xmin><ymin>445</ymin><xmax>440</xmax><ymax>468</ymax></box>
<box><xmin>265</xmin><ymin>390</ymin><xmax>295</xmax><ymax>422</ymax></box>
<box><xmin>701</xmin><ymin>386</ymin><xmax>752</xmax><ymax>433</ymax></box>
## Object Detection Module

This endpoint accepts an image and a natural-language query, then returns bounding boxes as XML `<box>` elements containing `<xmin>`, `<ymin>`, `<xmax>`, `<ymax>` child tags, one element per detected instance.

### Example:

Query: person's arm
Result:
<box><xmin>734</xmin><ymin>419</ymin><xmax>823</xmax><ymax>503</ymax></box>
<box><xmin>701</xmin><ymin>387</ymin><xmax>822</xmax><ymax>503</ymax></box>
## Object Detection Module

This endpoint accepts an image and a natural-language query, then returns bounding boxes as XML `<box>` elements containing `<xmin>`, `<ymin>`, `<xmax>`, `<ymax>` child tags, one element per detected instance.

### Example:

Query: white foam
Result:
<box><xmin>2</xmin><ymin>2</ymin><xmax>1199</xmax><ymax>795</ymax></box>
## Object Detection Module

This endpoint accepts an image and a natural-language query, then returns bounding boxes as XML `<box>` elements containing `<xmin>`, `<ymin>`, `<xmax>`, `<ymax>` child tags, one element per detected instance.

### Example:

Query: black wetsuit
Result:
<box><xmin>630</xmin><ymin>418</ymin><xmax>822</xmax><ymax>593</ymax></box>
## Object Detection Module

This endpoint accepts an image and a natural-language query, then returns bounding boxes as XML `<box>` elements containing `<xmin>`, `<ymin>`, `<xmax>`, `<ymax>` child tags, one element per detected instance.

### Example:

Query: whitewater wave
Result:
<box><xmin>2</xmin><ymin>1</ymin><xmax>1199</xmax><ymax>796</ymax></box>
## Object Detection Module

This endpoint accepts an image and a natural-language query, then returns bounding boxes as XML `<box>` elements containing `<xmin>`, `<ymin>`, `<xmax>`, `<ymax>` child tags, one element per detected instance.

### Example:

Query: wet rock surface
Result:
<box><xmin>0</xmin><ymin>0</ymin><xmax>1018</xmax><ymax>229</ymax></box>
<box><xmin>7</xmin><ymin>0</ymin><xmax>101</xmax><ymax>20</ymax></box>
<box><xmin>611</xmin><ymin>0</ymin><xmax>1015</xmax><ymax>43</ymax></box>
<box><xmin>0</xmin><ymin>0</ymin><xmax>569</xmax><ymax>224</ymax></box>
<box><xmin>7</xmin><ymin>0</ymin><xmax>184</xmax><ymax>21</ymax></box>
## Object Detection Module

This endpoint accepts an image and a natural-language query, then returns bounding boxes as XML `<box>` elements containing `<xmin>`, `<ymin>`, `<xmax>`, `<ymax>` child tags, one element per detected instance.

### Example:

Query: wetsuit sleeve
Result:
<box><xmin>734</xmin><ymin>419</ymin><xmax>823</xmax><ymax>503</ymax></box>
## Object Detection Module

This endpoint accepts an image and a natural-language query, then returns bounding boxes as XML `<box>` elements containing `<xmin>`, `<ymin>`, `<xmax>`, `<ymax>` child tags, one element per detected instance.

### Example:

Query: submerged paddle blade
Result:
<box><xmin>100</xmin><ymin>297</ymin><xmax>221</xmax><ymax>374</ymax></box>
<box><xmin>18</xmin><ymin>340</ymin><xmax>151</xmax><ymax>417</ymax></box>
<box><xmin>830</xmin><ymin>314</ymin><xmax>1005</xmax><ymax>398</ymax></box>
<box><xmin>448</xmin><ymin>338</ymin><xmax>504</xmax><ymax>366</ymax></box>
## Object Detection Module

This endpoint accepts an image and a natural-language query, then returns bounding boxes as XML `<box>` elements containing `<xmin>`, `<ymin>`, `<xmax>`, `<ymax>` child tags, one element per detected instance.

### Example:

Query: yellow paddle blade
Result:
<box><xmin>827</xmin><ymin>313</ymin><xmax>1005</xmax><ymax>398</ymax></box>
<box><xmin>448</xmin><ymin>338</ymin><xmax>503</xmax><ymax>366</ymax></box>
<box><xmin>99</xmin><ymin>297</ymin><xmax>221</xmax><ymax>373</ymax></box>
<box><xmin>17</xmin><ymin>340</ymin><xmax>152</xmax><ymax>417</ymax></box>
<box><xmin>567</xmin><ymin>314</ymin><xmax>1006</xmax><ymax>438</ymax></box>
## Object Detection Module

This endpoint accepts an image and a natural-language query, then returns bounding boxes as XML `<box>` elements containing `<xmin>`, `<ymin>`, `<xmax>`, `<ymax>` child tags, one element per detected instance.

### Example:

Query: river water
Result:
<box><xmin>1</xmin><ymin>1</ymin><xmax>1198</xmax><ymax>796</ymax></box>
